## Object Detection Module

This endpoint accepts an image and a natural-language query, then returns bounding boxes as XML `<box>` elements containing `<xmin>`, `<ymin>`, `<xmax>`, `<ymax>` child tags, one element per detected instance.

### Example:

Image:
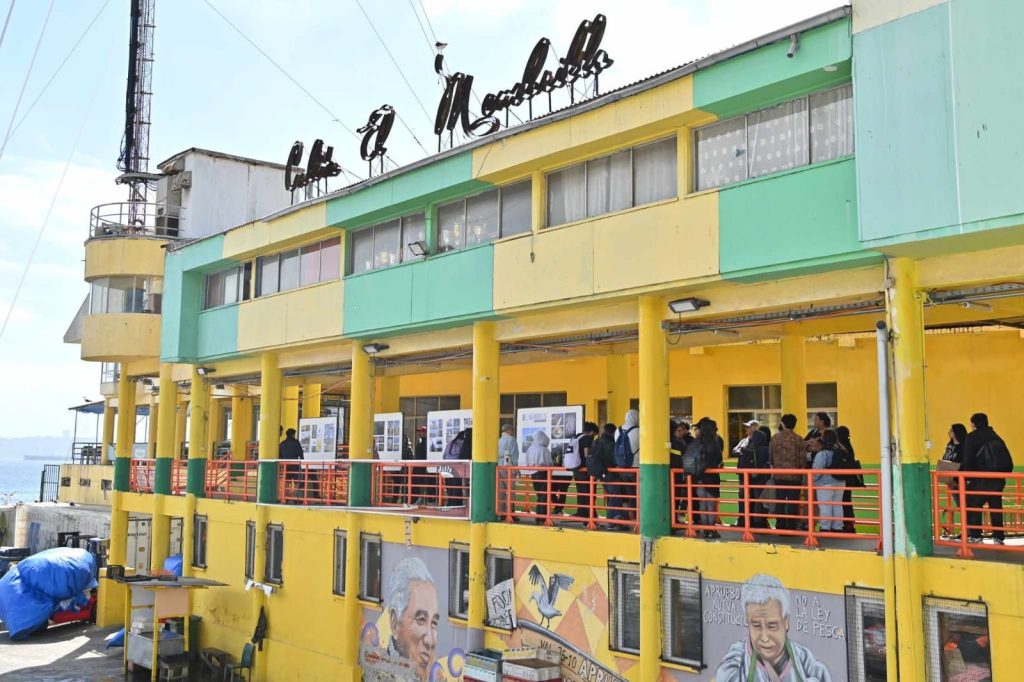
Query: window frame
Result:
<box><xmin>192</xmin><ymin>514</ymin><xmax>207</xmax><ymax>569</ymax></box>
<box><xmin>264</xmin><ymin>523</ymin><xmax>284</xmax><ymax>585</ymax></box>
<box><xmin>203</xmin><ymin>266</ymin><xmax>244</xmax><ymax>311</ymax></box>
<box><xmin>348</xmin><ymin>212</ymin><xmax>428</xmax><ymax>275</ymax></box>
<box><xmin>807</xmin><ymin>382</ymin><xmax>839</xmax><ymax>433</ymax></box>
<box><xmin>693</xmin><ymin>82</ymin><xmax>853</xmax><ymax>192</ymax></box>
<box><xmin>660</xmin><ymin>567</ymin><xmax>703</xmax><ymax>668</ymax></box>
<box><xmin>255</xmin><ymin>236</ymin><xmax>342</xmax><ymax>297</ymax></box>
<box><xmin>499</xmin><ymin>392</ymin><xmax>567</xmax><ymax>430</ymax></box>
<box><xmin>89</xmin><ymin>276</ymin><xmax>162</xmax><ymax>314</ymax></box>
<box><xmin>923</xmin><ymin>596</ymin><xmax>992</xmax><ymax>682</ymax></box>
<box><xmin>359</xmin><ymin>532</ymin><xmax>383</xmax><ymax>603</ymax></box>
<box><xmin>608</xmin><ymin>561</ymin><xmax>641</xmax><ymax>655</ymax></box>
<box><xmin>484</xmin><ymin>548</ymin><xmax>515</xmax><ymax>629</ymax></box>
<box><xmin>726</xmin><ymin>384</ymin><xmax>782</xmax><ymax>453</ymax></box>
<box><xmin>448</xmin><ymin>542</ymin><xmax>471</xmax><ymax>620</ymax></box>
<box><xmin>333</xmin><ymin>529</ymin><xmax>347</xmax><ymax>596</ymax></box>
<box><xmin>845</xmin><ymin>586</ymin><xmax>886</xmax><ymax>682</ymax></box>
<box><xmin>244</xmin><ymin>520</ymin><xmax>255</xmax><ymax>580</ymax></box>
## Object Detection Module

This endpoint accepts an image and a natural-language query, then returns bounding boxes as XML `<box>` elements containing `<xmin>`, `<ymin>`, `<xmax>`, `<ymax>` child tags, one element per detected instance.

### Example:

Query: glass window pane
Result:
<box><xmin>516</xmin><ymin>393</ymin><xmax>542</xmax><ymax>410</ymax></box>
<box><xmin>90</xmin><ymin>279</ymin><xmax>106</xmax><ymax>314</ymax></box>
<box><xmin>300</xmin><ymin>243</ymin><xmax>320</xmax><ymax>286</ymax></box>
<box><xmin>546</xmin><ymin>164</ymin><xmax>586</xmax><ymax>227</ymax></box>
<box><xmin>350</xmin><ymin>230</ymin><xmax>373</xmax><ymax>274</ymax></box>
<box><xmin>279</xmin><ymin>249</ymin><xmax>300</xmax><ymax>291</ymax></box>
<box><xmin>747</xmin><ymin>98</ymin><xmax>809</xmax><ymax>178</ymax></box>
<box><xmin>728</xmin><ymin>385</ymin><xmax>764</xmax><ymax>410</ymax></box>
<box><xmin>765</xmin><ymin>385</ymin><xmax>782</xmax><ymax>410</ymax></box>
<box><xmin>586</xmin><ymin>151</ymin><xmax>633</xmax><ymax>217</ymax></box>
<box><xmin>437</xmin><ymin>201</ymin><xmax>465</xmax><ymax>253</ymax></box>
<box><xmin>586</xmin><ymin>156</ymin><xmax>609</xmax><ymax>217</ymax></box>
<box><xmin>695</xmin><ymin>117</ymin><xmax>747</xmax><ymax>190</ymax></box>
<box><xmin>542</xmin><ymin>392</ymin><xmax>568</xmax><ymax>407</ymax></box>
<box><xmin>401</xmin><ymin>213</ymin><xmax>426</xmax><ymax>262</ymax></box>
<box><xmin>223</xmin><ymin>268</ymin><xmax>239</xmax><ymax>305</ymax></box>
<box><xmin>499</xmin><ymin>394</ymin><xmax>515</xmax><ymax>416</ymax></box>
<box><xmin>807</xmin><ymin>382</ymin><xmax>838</xmax><ymax>408</ymax></box>
<box><xmin>320</xmin><ymin>237</ymin><xmax>340</xmax><ymax>280</ymax></box>
<box><xmin>619</xmin><ymin>570</ymin><xmax>641</xmax><ymax>651</ymax></box>
<box><xmin>399</xmin><ymin>397</ymin><xmax>416</xmax><ymax>415</ymax></box>
<box><xmin>500</xmin><ymin>180</ymin><xmax>531</xmax><ymax>237</ymax></box>
<box><xmin>372</xmin><ymin>219</ymin><xmax>401</xmax><ymax>269</ymax></box>
<box><xmin>107</xmin><ymin>276</ymin><xmax>134</xmax><ymax>313</ymax></box>
<box><xmin>258</xmin><ymin>256</ymin><xmax>279</xmax><ymax>295</ymax></box>
<box><xmin>634</xmin><ymin>137</ymin><xmax>677</xmax><ymax>205</ymax></box>
<box><xmin>811</xmin><ymin>83</ymin><xmax>854</xmax><ymax>163</ymax></box>
<box><xmin>439</xmin><ymin>395</ymin><xmax>460</xmax><ymax>411</ymax></box>
<box><xmin>466</xmin><ymin>189</ymin><xmax>499</xmax><ymax>247</ymax></box>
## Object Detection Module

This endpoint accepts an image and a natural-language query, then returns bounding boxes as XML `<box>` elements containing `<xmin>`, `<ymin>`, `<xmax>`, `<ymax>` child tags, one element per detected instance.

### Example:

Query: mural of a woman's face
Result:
<box><xmin>390</xmin><ymin>579</ymin><xmax>440</xmax><ymax>681</ymax></box>
<box><xmin>745</xmin><ymin>599</ymin><xmax>789</xmax><ymax>665</ymax></box>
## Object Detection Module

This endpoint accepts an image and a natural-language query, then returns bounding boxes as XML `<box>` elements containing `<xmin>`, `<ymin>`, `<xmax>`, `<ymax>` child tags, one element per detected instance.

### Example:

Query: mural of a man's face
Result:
<box><xmin>390</xmin><ymin>579</ymin><xmax>439</xmax><ymax>681</ymax></box>
<box><xmin>746</xmin><ymin>599</ymin><xmax>789</xmax><ymax>664</ymax></box>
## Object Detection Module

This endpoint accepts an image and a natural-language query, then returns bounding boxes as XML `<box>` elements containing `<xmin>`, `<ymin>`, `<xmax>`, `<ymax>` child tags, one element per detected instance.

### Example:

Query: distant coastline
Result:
<box><xmin>22</xmin><ymin>455</ymin><xmax>65</xmax><ymax>462</ymax></box>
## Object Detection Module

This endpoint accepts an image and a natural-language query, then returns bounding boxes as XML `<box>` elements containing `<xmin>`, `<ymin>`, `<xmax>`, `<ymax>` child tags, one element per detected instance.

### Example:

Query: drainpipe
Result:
<box><xmin>876</xmin><ymin>321</ymin><xmax>897</xmax><ymax>682</ymax></box>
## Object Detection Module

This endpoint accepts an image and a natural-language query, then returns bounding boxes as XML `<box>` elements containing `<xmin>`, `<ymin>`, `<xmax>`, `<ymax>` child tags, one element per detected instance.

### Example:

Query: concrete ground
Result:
<box><xmin>0</xmin><ymin>622</ymin><xmax>127</xmax><ymax>681</ymax></box>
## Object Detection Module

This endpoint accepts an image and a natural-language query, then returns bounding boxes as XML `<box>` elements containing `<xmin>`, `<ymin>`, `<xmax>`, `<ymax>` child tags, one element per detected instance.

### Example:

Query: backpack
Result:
<box><xmin>977</xmin><ymin>438</ymin><xmax>1013</xmax><ymax>473</ymax></box>
<box><xmin>443</xmin><ymin>433</ymin><xmax>464</xmax><ymax>460</ymax></box>
<box><xmin>587</xmin><ymin>437</ymin><xmax>612</xmax><ymax>479</ymax></box>
<box><xmin>562</xmin><ymin>434</ymin><xmax>583</xmax><ymax>470</ymax></box>
<box><xmin>614</xmin><ymin>426</ymin><xmax>637</xmax><ymax>467</ymax></box>
<box><xmin>828</xmin><ymin>445</ymin><xmax>854</xmax><ymax>471</ymax></box>
<box><xmin>682</xmin><ymin>440</ymin><xmax>706</xmax><ymax>478</ymax></box>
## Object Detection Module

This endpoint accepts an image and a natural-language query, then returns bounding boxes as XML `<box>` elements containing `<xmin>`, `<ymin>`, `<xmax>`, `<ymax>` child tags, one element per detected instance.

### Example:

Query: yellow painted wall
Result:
<box><xmin>237</xmin><ymin>280</ymin><xmax>344</xmax><ymax>353</ymax></box>
<box><xmin>81</xmin><ymin>313</ymin><xmax>161</xmax><ymax>362</ymax></box>
<box><xmin>851</xmin><ymin>0</ymin><xmax>946</xmax><ymax>33</ymax></box>
<box><xmin>84</xmin><ymin>237</ymin><xmax>168</xmax><ymax>280</ymax></box>
<box><xmin>57</xmin><ymin>464</ymin><xmax>114</xmax><ymax>506</ymax></box>
<box><xmin>222</xmin><ymin>203</ymin><xmax>331</xmax><ymax>260</ymax></box>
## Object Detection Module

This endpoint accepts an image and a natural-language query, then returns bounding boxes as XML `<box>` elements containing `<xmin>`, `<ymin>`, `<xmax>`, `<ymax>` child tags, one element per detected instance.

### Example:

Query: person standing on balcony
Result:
<box><xmin>412</xmin><ymin>425</ymin><xmax>429</xmax><ymax>505</ymax></box>
<box><xmin>279</xmin><ymin>428</ymin><xmax>304</xmax><ymax>503</ymax></box>
<box><xmin>691</xmin><ymin>417</ymin><xmax>724</xmax><ymax>538</ymax></box>
<box><xmin>522</xmin><ymin>430</ymin><xmax>552</xmax><ymax>520</ymax></box>
<box><xmin>769</xmin><ymin>414</ymin><xmax>806</xmax><ymax>531</ymax></box>
<box><xmin>835</xmin><ymin>426</ymin><xmax>863</xmax><ymax>533</ymax></box>
<box><xmin>736</xmin><ymin>420</ymin><xmax>770</xmax><ymax>529</ymax></box>
<box><xmin>566</xmin><ymin>422</ymin><xmax>598</xmax><ymax>520</ymax></box>
<box><xmin>811</xmin><ymin>430</ymin><xmax>844</xmax><ymax>532</ymax></box>
<box><xmin>588</xmin><ymin>424</ymin><xmax>617</xmax><ymax>526</ymax></box>
<box><xmin>609</xmin><ymin>409</ymin><xmax>640</xmax><ymax>523</ymax></box>
<box><xmin>939</xmin><ymin>423</ymin><xmax>968</xmax><ymax>538</ymax></box>
<box><xmin>497</xmin><ymin>424</ymin><xmax>519</xmax><ymax>517</ymax></box>
<box><xmin>961</xmin><ymin>413</ymin><xmax>1013</xmax><ymax>544</ymax></box>
<box><xmin>670</xmin><ymin>421</ymin><xmax>689</xmax><ymax>522</ymax></box>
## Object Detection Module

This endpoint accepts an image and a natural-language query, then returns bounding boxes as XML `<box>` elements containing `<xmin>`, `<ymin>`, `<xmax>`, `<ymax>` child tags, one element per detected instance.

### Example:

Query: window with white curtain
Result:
<box><xmin>695</xmin><ymin>83</ymin><xmax>853</xmax><ymax>191</ymax></box>
<box><xmin>661</xmin><ymin>568</ymin><xmax>702</xmax><ymax>667</ymax></box>
<box><xmin>437</xmin><ymin>180</ymin><xmax>532</xmax><ymax>253</ymax></box>
<box><xmin>255</xmin><ymin>237</ymin><xmax>341</xmax><ymax>295</ymax></box>
<box><xmin>90</xmin><ymin>276</ymin><xmax>163</xmax><ymax>314</ymax></box>
<box><xmin>547</xmin><ymin>136</ymin><xmax>677</xmax><ymax>228</ymax></box>
<box><xmin>609</xmin><ymin>562</ymin><xmax>641</xmax><ymax>654</ymax></box>
<box><xmin>349</xmin><ymin>213</ymin><xmax>427</xmax><ymax>274</ymax></box>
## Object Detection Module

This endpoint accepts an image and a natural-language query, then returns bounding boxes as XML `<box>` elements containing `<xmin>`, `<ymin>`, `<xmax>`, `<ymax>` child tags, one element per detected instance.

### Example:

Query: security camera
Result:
<box><xmin>787</xmin><ymin>34</ymin><xmax>799</xmax><ymax>58</ymax></box>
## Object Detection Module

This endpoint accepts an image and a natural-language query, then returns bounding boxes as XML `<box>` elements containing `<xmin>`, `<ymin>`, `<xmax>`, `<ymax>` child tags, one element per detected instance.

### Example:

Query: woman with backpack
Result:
<box><xmin>686</xmin><ymin>417</ymin><xmax>723</xmax><ymax>539</ymax></box>
<box><xmin>669</xmin><ymin>420</ymin><xmax>689</xmax><ymax>522</ymax></box>
<box><xmin>521</xmin><ymin>430</ymin><xmax>553</xmax><ymax>520</ymax></box>
<box><xmin>939</xmin><ymin>423</ymin><xmax>968</xmax><ymax>538</ymax></box>
<box><xmin>811</xmin><ymin>429</ymin><xmax>845</xmax><ymax>532</ymax></box>
<box><xmin>835</xmin><ymin>426</ymin><xmax>863</xmax><ymax>533</ymax></box>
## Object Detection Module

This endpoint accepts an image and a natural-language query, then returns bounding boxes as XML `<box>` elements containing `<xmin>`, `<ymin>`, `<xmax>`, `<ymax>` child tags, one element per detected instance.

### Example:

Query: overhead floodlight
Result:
<box><xmin>668</xmin><ymin>297</ymin><xmax>710</xmax><ymax>314</ymax></box>
<box><xmin>407</xmin><ymin>240</ymin><xmax>429</xmax><ymax>257</ymax></box>
<box><xmin>140</xmin><ymin>378</ymin><xmax>154</xmax><ymax>386</ymax></box>
<box><xmin>362</xmin><ymin>342</ymin><xmax>390</xmax><ymax>355</ymax></box>
<box><xmin>196</xmin><ymin>367</ymin><xmax>215</xmax><ymax>376</ymax></box>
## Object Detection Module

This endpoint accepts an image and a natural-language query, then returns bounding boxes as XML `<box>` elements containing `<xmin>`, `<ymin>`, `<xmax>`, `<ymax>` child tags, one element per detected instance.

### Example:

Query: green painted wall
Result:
<box><xmin>343</xmin><ymin>245</ymin><xmax>495</xmax><ymax>338</ymax></box>
<box><xmin>326</xmin><ymin>152</ymin><xmax>489</xmax><ymax>229</ymax></box>
<box><xmin>694</xmin><ymin>17</ymin><xmax>851</xmax><ymax>118</ymax></box>
<box><xmin>196</xmin><ymin>305</ymin><xmax>240</xmax><ymax>360</ymax></box>
<box><xmin>855</xmin><ymin>1</ymin><xmax>1024</xmax><ymax>250</ymax></box>
<box><xmin>719</xmin><ymin>158</ymin><xmax>878</xmax><ymax>281</ymax></box>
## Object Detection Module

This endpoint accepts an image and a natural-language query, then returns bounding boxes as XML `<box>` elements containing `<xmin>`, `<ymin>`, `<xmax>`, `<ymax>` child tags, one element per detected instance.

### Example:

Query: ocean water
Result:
<box><xmin>0</xmin><ymin>457</ymin><xmax>65</xmax><ymax>504</ymax></box>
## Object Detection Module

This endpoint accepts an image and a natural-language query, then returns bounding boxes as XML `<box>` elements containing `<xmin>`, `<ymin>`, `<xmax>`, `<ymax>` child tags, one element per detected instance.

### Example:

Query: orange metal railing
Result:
<box><xmin>932</xmin><ymin>470</ymin><xmax>1024</xmax><ymax>558</ymax></box>
<box><xmin>371</xmin><ymin>461</ymin><xmax>470</xmax><ymax>513</ymax></box>
<box><xmin>669</xmin><ymin>467</ymin><xmax>881</xmax><ymax>547</ymax></box>
<box><xmin>277</xmin><ymin>460</ymin><xmax>350</xmax><ymax>506</ymax></box>
<box><xmin>129</xmin><ymin>459</ymin><xmax>156</xmax><ymax>493</ymax></box>
<box><xmin>170</xmin><ymin>459</ymin><xmax>187</xmax><ymax>495</ymax></box>
<box><xmin>495</xmin><ymin>466</ymin><xmax>640</xmax><ymax>532</ymax></box>
<box><xmin>205</xmin><ymin>459</ymin><xmax>259</xmax><ymax>502</ymax></box>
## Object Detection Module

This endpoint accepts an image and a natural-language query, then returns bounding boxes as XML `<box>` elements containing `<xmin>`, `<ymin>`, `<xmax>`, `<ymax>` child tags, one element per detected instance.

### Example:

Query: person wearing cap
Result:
<box><xmin>736</xmin><ymin>420</ymin><xmax>770</xmax><ymax>529</ymax></box>
<box><xmin>497</xmin><ymin>424</ymin><xmax>520</xmax><ymax>518</ymax></box>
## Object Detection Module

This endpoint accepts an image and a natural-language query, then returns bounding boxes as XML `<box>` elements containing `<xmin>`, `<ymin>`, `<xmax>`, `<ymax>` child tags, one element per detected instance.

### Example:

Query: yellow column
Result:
<box><xmin>231</xmin><ymin>387</ymin><xmax>252</xmax><ymax>461</ymax></box>
<box><xmin>102</xmin><ymin>399</ymin><xmax>116</xmax><ymax>454</ymax></box>
<box><xmin>605</xmin><ymin>354</ymin><xmax>629</xmax><ymax>427</ymax></box>
<box><xmin>780</xmin><ymin>334</ymin><xmax>807</xmax><ymax>429</ymax></box>
<box><xmin>151</xmin><ymin>363</ymin><xmax>178</xmax><ymax>572</ymax></box>
<box><xmin>174</xmin><ymin>397</ymin><xmax>188</xmax><ymax>459</ymax></box>
<box><xmin>530</xmin><ymin>169</ymin><xmax>545</xmax><ymax>232</ymax></box>
<box><xmin>146</xmin><ymin>399</ymin><xmax>159</xmax><ymax>458</ymax></box>
<box><xmin>208</xmin><ymin>397</ymin><xmax>224</xmax><ymax>454</ymax></box>
<box><xmin>302</xmin><ymin>381</ymin><xmax>322</xmax><ymax>420</ymax></box>
<box><xmin>281</xmin><ymin>385</ymin><xmax>299</xmax><ymax>433</ymax></box>
<box><xmin>110</xmin><ymin>371</ymin><xmax>136</xmax><ymax>568</ymax></box>
<box><xmin>254</xmin><ymin>352</ymin><xmax>282</xmax><ymax>682</ymax></box>
<box><xmin>155</xmin><ymin>366</ymin><xmax>179</xmax><ymax>459</ymax></box>
<box><xmin>182</xmin><ymin>368</ymin><xmax>209</xmax><ymax>578</ymax></box>
<box><xmin>349</xmin><ymin>345</ymin><xmax>375</xmax><ymax>461</ymax></box>
<box><xmin>468</xmin><ymin>321</ymin><xmax>499</xmax><ymax>631</ymax></box>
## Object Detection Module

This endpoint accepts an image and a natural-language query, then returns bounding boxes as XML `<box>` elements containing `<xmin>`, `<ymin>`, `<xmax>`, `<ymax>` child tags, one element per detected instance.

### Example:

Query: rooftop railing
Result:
<box><xmin>933</xmin><ymin>470</ymin><xmax>1024</xmax><ymax>558</ymax></box>
<box><xmin>89</xmin><ymin>202</ymin><xmax>182</xmax><ymax>239</ymax></box>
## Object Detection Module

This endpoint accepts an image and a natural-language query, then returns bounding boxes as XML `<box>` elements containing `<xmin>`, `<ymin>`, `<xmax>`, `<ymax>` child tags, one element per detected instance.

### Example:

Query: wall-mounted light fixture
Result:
<box><xmin>786</xmin><ymin>33</ymin><xmax>800</xmax><ymax>58</ymax></box>
<box><xmin>407</xmin><ymin>240</ymin><xmax>429</xmax><ymax>257</ymax></box>
<box><xmin>668</xmin><ymin>297</ymin><xmax>710</xmax><ymax>314</ymax></box>
<box><xmin>362</xmin><ymin>342</ymin><xmax>390</xmax><ymax>355</ymax></box>
<box><xmin>196</xmin><ymin>367</ymin><xmax>215</xmax><ymax>376</ymax></box>
<box><xmin>140</xmin><ymin>378</ymin><xmax>154</xmax><ymax>386</ymax></box>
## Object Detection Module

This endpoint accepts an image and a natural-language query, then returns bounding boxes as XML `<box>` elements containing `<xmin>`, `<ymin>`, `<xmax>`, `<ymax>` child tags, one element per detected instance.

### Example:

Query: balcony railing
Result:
<box><xmin>71</xmin><ymin>442</ymin><xmax>105</xmax><ymax>465</ymax></box>
<box><xmin>933</xmin><ymin>470</ymin><xmax>1024</xmax><ymax>558</ymax></box>
<box><xmin>206</xmin><ymin>459</ymin><xmax>259</xmax><ymax>502</ymax></box>
<box><xmin>171</xmin><ymin>459</ymin><xmax>187</xmax><ymax>495</ymax></box>
<box><xmin>129</xmin><ymin>459</ymin><xmax>155</xmax><ymax>493</ymax></box>
<box><xmin>277</xmin><ymin>460</ymin><xmax>349</xmax><ymax>506</ymax></box>
<box><xmin>496</xmin><ymin>466</ymin><xmax>639</xmax><ymax>531</ymax></box>
<box><xmin>371</xmin><ymin>461</ymin><xmax>470</xmax><ymax>517</ymax></box>
<box><xmin>89</xmin><ymin>202</ymin><xmax>182</xmax><ymax>239</ymax></box>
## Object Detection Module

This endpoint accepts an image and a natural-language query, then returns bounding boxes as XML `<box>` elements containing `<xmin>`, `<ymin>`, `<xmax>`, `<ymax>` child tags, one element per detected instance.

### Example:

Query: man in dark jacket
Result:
<box><xmin>413</xmin><ymin>425</ymin><xmax>429</xmax><ymax>504</ymax></box>
<box><xmin>961</xmin><ymin>413</ymin><xmax>1010</xmax><ymax>544</ymax></box>
<box><xmin>279</xmin><ymin>428</ymin><xmax>304</xmax><ymax>502</ymax></box>
<box><xmin>736</xmin><ymin>420</ymin><xmax>770</xmax><ymax>528</ymax></box>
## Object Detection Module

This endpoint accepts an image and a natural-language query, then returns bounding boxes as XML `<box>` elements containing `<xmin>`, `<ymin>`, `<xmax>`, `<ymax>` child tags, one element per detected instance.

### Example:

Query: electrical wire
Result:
<box><xmin>0</xmin><ymin>0</ymin><xmax>55</xmax><ymax>164</ymax></box>
<box><xmin>405</xmin><ymin>0</ymin><xmax>435</xmax><ymax>60</ymax></box>
<box><xmin>0</xmin><ymin>0</ymin><xmax>16</xmax><ymax>54</ymax></box>
<box><xmin>199</xmin><ymin>0</ymin><xmax>364</xmax><ymax>183</ymax></box>
<box><xmin>5</xmin><ymin>0</ymin><xmax>112</xmax><ymax>145</ymax></box>
<box><xmin>415</xmin><ymin>0</ymin><xmax>440</xmax><ymax>45</ymax></box>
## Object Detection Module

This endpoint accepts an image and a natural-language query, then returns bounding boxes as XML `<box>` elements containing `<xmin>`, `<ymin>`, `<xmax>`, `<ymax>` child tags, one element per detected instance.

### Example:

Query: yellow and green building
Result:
<box><xmin>75</xmin><ymin>2</ymin><xmax>1024</xmax><ymax>680</ymax></box>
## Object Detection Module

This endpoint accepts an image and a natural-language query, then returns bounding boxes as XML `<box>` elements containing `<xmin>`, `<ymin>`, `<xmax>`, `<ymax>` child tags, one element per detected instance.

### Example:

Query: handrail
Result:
<box><xmin>371</xmin><ymin>461</ymin><xmax>470</xmax><ymax>516</ymax></box>
<box><xmin>277</xmin><ymin>460</ymin><xmax>349</xmax><ymax>506</ymax></box>
<box><xmin>128</xmin><ymin>459</ymin><xmax>156</xmax><ymax>493</ymax></box>
<box><xmin>170</xmin><ymin>459</ymin><xmax>188</xmax><ymax>495</ymax></box>
<box><xmin>71</xmin><ymin>442</ymin><xmax>104</xmax><ymax>465</ymax></box>
<box><xmin>933</xmin><ymin>470</ymin><xmax>1023</xmax><ymax>558</ymax></box>
<box><xmin>89</xmin><ymin>202</ymin><xmax>183</xmax><ymax>239</ymax></box>
<box><xmin>206</xmin><ymin>459</ymin><xmax>259</xmax><ymax>502</ymax></box>
<box><xmin>496</xmin><ymin>466</ymin><xmax>640</xmax><ymax>532</ymax></box>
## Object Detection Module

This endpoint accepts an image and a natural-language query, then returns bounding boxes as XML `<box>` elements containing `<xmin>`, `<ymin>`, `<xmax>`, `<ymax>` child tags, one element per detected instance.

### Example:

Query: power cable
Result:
<box><xmin>0</xmin><ymin>0</ymin><xmax>15</xmax><ymax>53</ymax></box>
<box><xmin>6</xmin><ymin>0</ymin><xmax>112</xmax><ymax>145</ymax></box>
<box><xmin>0</xmin><ymin>0</ymin><xmax>55</xmax><ymax>164</ymax></box>
<box><xmin>199</xmin><ymin>0</ymin><xmax>365</xmax><ymax>183</ymax></box>
<box><xmin>415</xmin><ymin>0</ymin><xmax>440</xmax><ymax>45</ymax></box>
<box><xmin>405</xmin><ymin>0</ymin><xmax>434</xmax><ymax>60</ymax></box>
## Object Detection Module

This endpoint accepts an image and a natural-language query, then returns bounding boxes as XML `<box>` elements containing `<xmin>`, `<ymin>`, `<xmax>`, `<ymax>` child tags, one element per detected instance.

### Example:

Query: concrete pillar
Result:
<box><xmin>151</xmin><ymin>364</ymin><xmax>178</xmax><ymax>572</ymax></box>
<box><xmin>780</xmin><ymin>334</ymin><xmax>808</xmax><ymax>430</ymax></box>
<box><xmin>605</xmin><ymin>354</ymin><xmax>630</xmax><ymax>427</ymax></box>
<box><xmin>303</xmin><ymin>381</ymin><xmax>322</xmax><ymax>420</ymax></box>
<box><xmin>637</xmin><ymin>295</ymin><xmax>670</xmax><ymax>682</ymax></box>
<box><xmin>348</xmin><ymin>344</ymin><xmax>375</xmax><ymax>506</ymax></box>
<box><xmin>468</xmin><ymin>321</ymin><xmax>499</xmax><ymax>631</ymax></box>
<box><xmin>102</xmin><ymin>399</ymin><xmax>116</xmax><ymax>453</ymax></box>
<box><xmin>258</xmin><ymin>353</ymin><xmax>283</xmax><ymax>504</ymax></box>
<box><xmin>208</xmin><ymin>397</ymin><xmax>224</xmax><ymax>454</ymax></box>
<box><xmin>174</xmin><ymin>397</ymin><xmax>188</xmax><ymax>460</ymax></box>
<box><xmin>146</xmin><ymin>400</ymin><xmax>159</xmax><ymax>459</ymax></box>
<box><xmin>281</xmin><ymin>385</ymin><xmax>300</xmax><ymax>433</ymax></box>
<box><xmin>110</xmin><ymin>371</ymin><xmax>136</xmax><ymax>568</ymax></box>
<box><xmin>230</xmin><ymin>387</ymin><xmax>252</xmax><ymax>461</ymax></box>
<box><xmin>182</xmin><ymin>368</ymin><xmax>210</xmax><ymax>579</ymax></box>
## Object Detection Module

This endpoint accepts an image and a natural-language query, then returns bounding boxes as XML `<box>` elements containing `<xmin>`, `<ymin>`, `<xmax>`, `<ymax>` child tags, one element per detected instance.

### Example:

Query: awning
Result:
<box><xmin>68</xmin><ymin>401</ymin><xmax>151</xmax><ymax>416</ymax></box>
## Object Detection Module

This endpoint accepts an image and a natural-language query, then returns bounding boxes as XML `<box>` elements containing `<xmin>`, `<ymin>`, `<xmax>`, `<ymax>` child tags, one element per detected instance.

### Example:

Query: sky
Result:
<box><xmin>0</xmin><ymin>0</ymin><xmax>840</xmax><ymax>439</ymax></box>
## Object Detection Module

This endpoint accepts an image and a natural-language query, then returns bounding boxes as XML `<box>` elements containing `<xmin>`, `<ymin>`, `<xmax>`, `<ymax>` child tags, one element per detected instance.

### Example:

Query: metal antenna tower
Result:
<box><xmin>116</xmin><ymin>0</ymin><xmax>157</xmax><ymax>226</ymax></box>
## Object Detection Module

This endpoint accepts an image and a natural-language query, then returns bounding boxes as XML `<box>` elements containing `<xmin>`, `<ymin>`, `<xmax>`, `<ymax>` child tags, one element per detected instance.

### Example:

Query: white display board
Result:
<box><xmin>425</xmin><ymin>409</ymin><xmax>473</xmax><ymax>460</ymax></box>
<box><xmin>374</xmin><ymin>412</ymin><xmax>404</xmax><ymax>461</ymax></box>
<box><xmin>516</xmin><ymin>405</ymin><xmax>584</xmax><ymax>465</ymax></box>
<box><xmin>298</xmin><ymin>416</ymin><xmax>338</xmax><ymax>461</ymax></box>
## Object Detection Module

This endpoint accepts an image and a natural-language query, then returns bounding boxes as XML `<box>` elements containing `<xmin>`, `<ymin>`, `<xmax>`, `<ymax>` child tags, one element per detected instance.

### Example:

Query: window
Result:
<box><xmin>484</xmin><ymin>549</ymin><xmax>514</xmax><ymax>629</ymax></box>
<box><xmin>203</xmin><ymin>266</ymin><xmax>244</xmax><ymax>310</ymax></box>
<box><xmin>808</xmin><ymin>382</ymin><xmax>839</xmax><ymax>433</ymax></box>
<box><xmin>437</xmin><ymin>180</ymin><xmax>532</xmax><ymax>253</ymax></box>
<box><xmin>359</xmin><ymin>533</ymin><xmax>382</xmax><ymax>602</ymax></box>
<box><xmin>448</xmin><ymin>543</ymin><xmax>470</xmax><ymax>619</ymax></box>
<box><xmin>924</xmin><ymin>597</ymin><xmax>992</xmax><ymax>682</ymax></box>
<box><xmin>846</xmin><ymin>587</ymin><xmax>886</xmax><ymax>682</ymax></box>
<box><xmin>256</xmin><ymin>236</ymin><xmax>341</xmax><ymax>295</ymax></box>
<box><xmin>609</xmin><ymin>562</ymin><xmax>641</xmax><ymax>654</ymax></box>
<box><xmin>695</xmin><ymin>83</ymin><xmax>853</xmax><ymax>191</ymax></box>
<box><xmin>89</xmin><ymin>276</ymin><xmax>163</xmax><ymax>314</ymax></box>
<box><xmin>100</xmin><ymin>362</ymin><xmax>119</xmax><ymax>384</ymax></box>
<box><xmin>333</xmin><ymin>530</ymin><xmax>347</xmax><ymax>596</ymax></box>
<box><xmin>726</xmin><ymin>385</ymin><xmax>782</xmax><ymax>452</ymax></box>
<box><xmin>499</xmin><ymin>392</ymin><xmax>567</xmax><ymax>430</ymax></box>
<box><xmin>547</xmin><ymin>136</ymin><xmax>677</xmax><ymax>227</ymax></box>
<box><xmin>597</xmin><ymin>396</ymin><xmax>692</xmax><ymax>427</ymax></box>
<box><xmin>192</xmin><ymin>515</ymin><xmax>207</xmax><ymax>569</ymax></box>
<box><xmin>244</xmin><ymin>521</ymin><xmax>255</xmax><ymax>580</ymax></box>
<box><xmin>661</xmin><ymin>568</ymin><xmax>702</xmax><ymax>667</ymax></box>
<box><xmin>398</xmin><ymin>395</ymin><xmax>461</xmax><ymax>440</ymax></box>
<box><xmin>350</xmin><ymin>214</ymin><xmax>426</xmax><ymax>274</ymax></box>
<box><xmin>265</xmin><ymin>524</ymin><xmax>283</xmax><ymax>585</ymax></box>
